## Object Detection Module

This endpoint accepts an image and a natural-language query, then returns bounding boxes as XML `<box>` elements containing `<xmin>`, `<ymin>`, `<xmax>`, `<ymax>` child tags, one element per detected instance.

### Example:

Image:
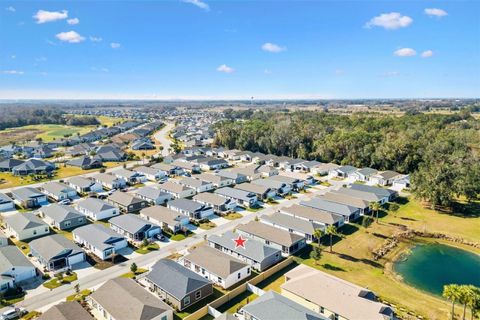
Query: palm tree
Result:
<box><xmin>313</xmin><ymin>228</ymin><xmax>324</xmax><ymax>246</ymax></box>
<box><xmin>443</xmin><ymin>284</ymin><xmax>460</xmax><ymax>320</ymax></box>
<box><xmin>309</xmin><ymin>245</ymin><xmax>322</xmax><ymax>265</ymax></box>
<box><xmin>459</xmin><ymin>285</ymin><xmax>472</xmax><ymax>320</ymax></box>
<box><xmin>369</xmin><ymin>202</ymin><xmax>381</xmax><ymax>223</ymax></box>
<box><xmin>466</xmin><ymin>285</ymin><xmax>480</xmax><ymax>320</ymax></box>
<box><xmin>325</xmin><ymin>225</ymin><xmax>337</xmax><ymax>253</ymax></box>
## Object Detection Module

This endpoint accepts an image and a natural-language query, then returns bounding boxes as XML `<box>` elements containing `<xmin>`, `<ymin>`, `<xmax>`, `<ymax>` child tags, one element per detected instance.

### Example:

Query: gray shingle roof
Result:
<box><xmin>241</xmin><ymin>291</ymin><xmax>327</xmax><ymax>320</ymax></box>
<box><xmin>261</xmin><ymin>213</ymin><xmax>323</xmax><ymax>235</ymax></box>
<box><xmin>350</xmin><ymin>184</ymin><xmax>396</xmax><ymax>198</ymax></box>
<box><xmin>73</xmin><ymin>224</ymin><xmax>125</xmax><ymax>251</ymax></box>
<box><xmin>279</xmin><ymin>204</ymin><xmax>343</xmax><ymax>225</ymax></box>
<box><xmin>11</xmin><ymin>187</ymin><xmax>45</xmax><ymax>201</ymax></box>
<box><xmin>0</xmin><ymin>245</ymin><xmax>34</xmax><ymax>272</ymax></box>
<box><xmin>135</xmin><ymin>186</ymin><xmax>170</xmax><ymax>200</ymax></box>
<box><xmin>108</xmin><ymin>191</ymin><xmax>145</xmax><ymax>207</ymax></box>
<box><xmin>0</xmin><ymin>192</ymin><xmax>13</xmax><ymax>205</ymax></box>
<box><xmin>109</xmin><ymin>214</ymin><xmax>155</xmax><ymax>234</ymax></box>
<box><xmin>77</xmin><ymin>197</ymin><xmax>116</xmax><ymax>213</ymax></box>
<box><xmin>146</xmin><ymin>259</ymin><xmax>212</xmax><ymax>300</ymax></box>
<box><xmin>193</xmin><ymin>192</ymin><xmax>229</xmax><ymax>206</ymax></box>
<box><xmin>140</xmin><ymin>206</ymin><xmax>188</xmax><ymax>226</ymax></box>
<box><xmin>237</xmin><ymin>221</ymin><xmax>304</xmax><ymax>247</ymax></box>
<box><xmin>214</xmin><ymin>187</ymin><xmax>256</xmax><ymax>202</ymax></box>
<box><xmin>68</xmin><ymin>176</ymin><xmax>97</xmax><ymax>189</ymax></box>
<box><xmin>183</xmin><ymin>245</ymin><xmax>248</xmax><ymax>278</ymax></box>
<box><xmin>300</xmin><ymin>198</ymin><xmax>358</xmax><ymax>217</ymax></box>
<box><xmin>208</xmin><ymin>231</ymin><xmax>281</xmax><ymax>262</ymax></box>
<box><xmin>38</xmin><ymin>301</ymin><xmax>94</xmax><ymax>320</ymax></box>
<box><xmin>29</xmin><ymin>234</ymin><xmax>83</xmax><ymax>261</ymax></box>
<box><xmin>5</xmin><ymin>212</ymin><xmax>47</xmax><ymax>232</ymax></box>
<box><xmin>90</xmin><ymin>277</ymin><xmax>172</xmax><ymax>320</ymax></box>
<box><xmin>42</xmin><ymin>182</ymin><xmax>76</xmax><ymax>197</ymax></box>
<box><xmin>168</xmin><ymin>198</ymin><xmax>207</xmax><ymax>214</ymax></box>
<box><xmin>40</xmin><ymin>204</ymin><xmax>83</xmax><ymax>222</ymax></box>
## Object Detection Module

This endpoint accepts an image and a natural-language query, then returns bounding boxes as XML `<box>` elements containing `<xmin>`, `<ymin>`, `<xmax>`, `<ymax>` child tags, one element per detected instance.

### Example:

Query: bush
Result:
<box><xmin>42</xmin><ymin>274</ymin><xmax>51</xmax><ymax>280</ymax></box>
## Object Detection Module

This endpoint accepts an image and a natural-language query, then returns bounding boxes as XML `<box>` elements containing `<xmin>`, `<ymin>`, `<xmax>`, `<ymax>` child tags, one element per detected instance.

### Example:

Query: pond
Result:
<box><xmin>394</xmin><ymin>243</ymin><xmax>480</xmax><ymax>296</ymax></box>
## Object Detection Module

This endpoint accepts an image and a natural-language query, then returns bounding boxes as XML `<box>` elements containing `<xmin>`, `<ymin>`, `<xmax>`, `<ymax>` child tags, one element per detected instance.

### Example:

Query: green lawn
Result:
<box><xmin>66</xmin><ymin>289</ymin><xmax>92</xmax><ymax>302</ymax></box>
<box><xmin>216</xmin><ymin>291</ymin><xmax>259</xmax><ymax>314</ymax></box>
<box><xmin>43</xmin><ymin>273</ymin><xmax>78</xmax><ymax>289</ymax></box>
<box><xmin>246</xmin><ymin>206</ymin><xmax>263</xmax><ymax>212</ymax></box>
<box><xmin>198</xmin><ymin>221</ymin><xmax>216</xmax><ymax>230</ymax></box>
<box><xmin>222</xmin><ymin>212</ymin><xmax>243</xmax><ymax>220</ymax></box>
<box><xmin>135</xmin><ymin>243</ymin><xmax>160</xmax><ymax>254</ymax></box>
<box><xmin>174</xmin><ymin>288</ymin><xmax>224</xmax><ymax>319</ymax></box>
<box><xmin>21</xmin><ymin>311</ymin><xmax>42</xmax><ymax>320</ymax></box>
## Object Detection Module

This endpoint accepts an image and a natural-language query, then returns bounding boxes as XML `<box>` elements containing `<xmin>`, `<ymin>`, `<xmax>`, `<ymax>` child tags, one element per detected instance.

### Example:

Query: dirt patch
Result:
<box><xmin>85</xmin><ymin>253</ymin><xmax>128</xmax><ymax>270</ymax></box>
<box><xmin>0</xmin><ymin>128</ymin><xmax>42</xmax><ymax>145</ymax></box>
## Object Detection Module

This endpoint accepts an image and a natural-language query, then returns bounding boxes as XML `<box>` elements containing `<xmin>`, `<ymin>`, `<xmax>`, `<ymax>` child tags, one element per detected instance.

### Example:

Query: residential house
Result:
<box><xmin>67</xmin><ymin>176</ymin><xmax>103</xmax><ymax>194</ymax></box>
<box><xmin>144</xmin><ymin>259</ymin><xmax>213</xmax><ymax>311</ymax></box>
<box><xmin>177</xmin><ymin>176</ymin><xmax>213</xmax><ymax>193</ymax></box>
<box><xmin>279</xmin><ymin>204</ymin><xmax>345</xmax><ymax>228</ymax></box>
<box><xmin>158</xmin><ymin>181</ymin><xmax>196</xmax><ymax>199</ymax></box>
<box><xmin>67</xmin><ymin>156</ymin><xmax>102</xmax><ymax>170</ymax></box>
<box><xmin>30</xmin><ymin>234</ymin><xmax>86</xmax><ymax>271</ymax></box>
<box><xmin>41</xmin><ymin>182</ymin><xmax>77</xmax><ymax>201</ymax></box>
<box><xmin>281</xmin><ymin>264</ymin><xmax>394</xmax><ymax>320</ymax></box>
<box><xmin>172</xmin><ymin>160</ymin><xmax>200</xmax><ymax>174</ymax></box>
<box><xmin>214</xmin><ymin>187</ymin><xmax>258</xmax><ymax>208</ymax></box>
<box><xmin>89</xmin><ymin>277</ymin><xmax>173</xmax><ymax>320</ymax></box>
<box><xmin>107</xmin><ymin>191</ymin><xmax>148</xmax><ymax>213</ymax></box>
<box><xmin>260</xmin><ymin>213</ymin><xmax>324</xmax><ymax>243</ymax></box>
<box><xmin>393</xmin><ymin>175</ymin><xmax>410</xmax><ymax>190</ymax></box>
<box><xmin>0</xmin><ymin>230</ymin><xmax>7</xmax><ymax>247</ymax></box>
<box><xmin>252</xmin><ymin>178</ymin><xmax>291</xmax><ymax>196</ymax></box>
<box><xmin>73</xmin><ymin>224</ymin><xmax>127</xmax><ymax>261</ymax></box>
<box><xmin>94</xmin><ymin>145</ymin><xmax>126</xmax><ymax>162</ymax></box>
<box><xmin>196</xmin><ymin>173</ymin><xmax>235</xmax><ymax>188</ymax></box>
<box><xmin>193</xmin><ymin>192</ymin><xmax>237</xmax><ymax>214</ymax></box>
<box><xmin>167</xmin><ymin>198</ymin><xmax>214</xmax><ymax>220</ymax></box>
<box><xmin>300</xmin><ymin>198</ymin><xmax>361</xmax><ymax>222</ymax></box>
<box><xmin>131</xmin><ymin>139</ymin><xmax>155</xmax><ymax>150</ymax></box>
<box><xmin>4</xmin><ymin>213</ymin><xmax>49</xmax><ymax>240</ymax></box>
<box><xmin>0</xmin><ymin>193</ymin><xmax>14</xmax><ymax>211</ymax></box>
<box><xmin>311</xmin><ymin>163</ymin><xmax>339</xmax><ymax>176</ymax></box>
<box><xmin>135</xmin><ymin>186</ymin><xmax>172</xmax><ymax>205</ymax></box>
<box><xmin>112</xmin><ymin>168</ymin><xmax>146</xmax><ymax>185</ymax></box>
<box><xmin>270</xmin><ymin>175</ymin><xmax>305</xmax><ymax>191</ymax></box>
<box><xmin>0</xmin><ymin>159</ymin><xmax>24</xmax><ymax>172</ymax></box>
<box><xmin>93</xmin><ymin>173</ymin><xmax>127</xmax><ymax>190</ymax></box>
<box><xmin>350</xmin><ymin>184</ymin><xmax>397</xmax><ymax>201</ymax></box>
<box><xmin>294</xmin><ymin>160</ymin><xmax>322</xmax><ymax>173</ymax></box>
<box><xmin>208</xmin><ymin>231</ymin><xmax>281</xmax><ymax>272</ymax></box>
<box><xmin>135</xmin><ymin>166</ymin><xmax>166</xmax><ymax>181</ymax></box>
<box><xmin>76</xmin><ymin>197</ymin><xmax>120</xmax><ymax>221</ymax></box>
<box><xmin>237</xmin><ymin>221</ymin><xmax>306</xmax><ymax>256</ymax></box>
<box><xmin>197</xmin><ymin>157</ymin><xmax>229</xmax><ymax>171</ymax></box>
<box><xmin>12</xmin><ymin>159</ymin><xmax>55</xmax><ymax>176</ymax></box>
<box><xmin>180</xmin><ymin>245</ymin><xmax>250</xmax><ymax>289</ymax></box>
<box><xmin>10</xmin><ymin>187</ymin><xmax>48</xmax><ymax>208</ymax></box>
<box><xmin>0</xmin><ymin>246</ymin><xmax>36</xmax><ymax>292</ymax></box>
<box><xmin>38</xmin><ymin>204</ymin><xmax>87</xmax><ymax>230</ymax></box>
<box><xmin>279</xmin><ymin>158</ymin><xmax>307</xmax><ymax>172</ymax></box>
<box><xmin>322</xmin><ymin>191</ymin><xmax>370</xmax><ymax>214</ymax></box>
<box><xmin>109</xmin><ymin>214</ymin><xmax>161</xmax><ymax>242</ymax></box>
<box><xmin>235</xmin><ymin>183</ymin><xmax>276</xmax><ymax>200</ymax></box>
<box><xmin>241</xmin><ymin>291</ymin><xmax>327</xmax><ymax>320</ymax></box>
<box><xmin>151</xmin><ymin>163</ymin><xmax>182</xmax><ymax>176</ymax></box>
<box><xmin>330</xmin><ymin>188</ymin><xmax>386</xmax><ymax>205</ymax></box>
<box><xmin>67</xmin><ymin>143</ymin><xmax>95</xmax><ymax>156</ymax></box>
<box><xmin>38</xmin><ymin>301</ymin><xmax>94</xmax><ymax>320</ymax></box>
<box><xmin>330</xmin><ymin>165</ymin><xmax>358</xmax><ymax>178</ymax></box>
<box><xmin>140</xmin><ymin>206</ymin><xmax>189</xmax><ymax>234</ymax></box>
<box><xmin>370</xmin><ymin>170</ymin><xmax>402</xmax><ymax>186</ymax></box>
<box><xmin>257</xmin><ymin>165</ymin><xmax>279</xmax><ymax>178</ymax></box>
<box><xmin>216</xmin><ymin>170</ymin><xmax>248</xmax><ymax>184</ymax></box>
<box><xmin>350</xmin><ymin>167</ymin><xmax>378</xmax><ymax>183</ymax></box>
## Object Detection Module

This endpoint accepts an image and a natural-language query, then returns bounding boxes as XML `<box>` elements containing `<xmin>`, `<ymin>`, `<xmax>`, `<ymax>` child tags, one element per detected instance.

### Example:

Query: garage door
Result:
<box><xmin>68</xmin><ymin>252</ymin><xmax>86</xmax><ymax>266</ymax></box>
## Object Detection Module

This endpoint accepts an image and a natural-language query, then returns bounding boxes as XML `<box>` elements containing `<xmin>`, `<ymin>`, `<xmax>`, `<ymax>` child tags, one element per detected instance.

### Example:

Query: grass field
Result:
<box><xmin>291</xmin><ymin>197</ymin><xmax>480</xmax><ymax>320</ymax></box>
<box><xmin>0</xmin><ymin>124</ymin><xmax>96</xmax><ymax>144</ymax></box>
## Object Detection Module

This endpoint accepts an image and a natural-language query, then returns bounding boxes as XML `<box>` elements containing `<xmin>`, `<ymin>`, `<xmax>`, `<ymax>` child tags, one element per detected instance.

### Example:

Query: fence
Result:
<box><xmin>183</xmin><ymin>257</ymin><xmax>295</xmax><ymax>320</ymax></box>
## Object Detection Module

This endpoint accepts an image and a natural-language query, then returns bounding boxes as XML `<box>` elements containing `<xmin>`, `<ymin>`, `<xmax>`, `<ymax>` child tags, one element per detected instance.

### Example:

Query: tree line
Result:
<box><xmin>213</xmin><ymin>110</ymin><xmax>480</xmax><ymax>208</ymax></box>
<box><xmin>0</xmin><ymin>106</ymin><xmax>99</xmax><ymax>131</ymax></box>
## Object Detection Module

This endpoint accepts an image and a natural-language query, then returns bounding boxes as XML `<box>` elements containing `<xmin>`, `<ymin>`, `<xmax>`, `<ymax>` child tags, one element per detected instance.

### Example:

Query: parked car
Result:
<box><xmin>58</xmin><ymin>199</ymin><xmax>72</xmax><ymax>205</ymax></box>
<box><xmin>155</xmin><ymin>234</ymin><xmax>166</xmax><ymax>242</ymax></box>
<box><xmin>1</xmin><ymin>307</ymin><xmax>27</xmax><ymax>320</ymax></box>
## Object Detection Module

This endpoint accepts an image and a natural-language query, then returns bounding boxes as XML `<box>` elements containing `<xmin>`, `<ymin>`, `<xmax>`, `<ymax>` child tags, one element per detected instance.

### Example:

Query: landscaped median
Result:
<box><xmin>66</xmin><ymin>289</ymin><xmax>92</xmax><ymax>302</ymax></box>
<box><xmin>43</xmin><ymin>272</ymin><xmax>78</xmax><ymax>289</ymax></box>
<box><xmin>134</xmin><ymin>241</ymin><xmax>160</xmax><ymax>254</ymax></box>
<box><xmin>120</xmin><ymin>268</ymin><xmax>148</xmax><ymax>279</ymax></box>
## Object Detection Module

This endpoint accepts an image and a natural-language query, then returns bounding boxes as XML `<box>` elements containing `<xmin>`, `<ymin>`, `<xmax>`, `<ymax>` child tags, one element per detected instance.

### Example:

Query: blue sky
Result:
<box><xmin>0</xmin><ymin>0</ymin><xmax>479</xmax><ymax>99</ymax></box>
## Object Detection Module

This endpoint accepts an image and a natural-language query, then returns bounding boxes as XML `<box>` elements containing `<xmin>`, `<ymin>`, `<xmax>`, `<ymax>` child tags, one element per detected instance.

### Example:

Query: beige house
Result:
<box><xmin>281</xmin><ymin>264</ymin><xmax>394</xmax><ymax>320</ymax></box>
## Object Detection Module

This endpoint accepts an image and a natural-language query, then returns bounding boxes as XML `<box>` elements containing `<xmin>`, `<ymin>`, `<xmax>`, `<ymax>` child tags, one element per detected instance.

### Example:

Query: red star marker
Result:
<box><xmin>233</xmin><ymin>235</ymin><xmax>247</xmax><ymax>249</ymax></box>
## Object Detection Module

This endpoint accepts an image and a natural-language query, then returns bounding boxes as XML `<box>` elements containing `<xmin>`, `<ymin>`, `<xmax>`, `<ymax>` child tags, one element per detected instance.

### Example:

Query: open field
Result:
<box><xmin>0</xmin><ymin>124</ymin><xmax>96</xmax><ymax>144</ymax></box>
<box><xmin>292</xmin><ymin>197</ymin><xmax>480</xmax><ymax>320</ymax></box>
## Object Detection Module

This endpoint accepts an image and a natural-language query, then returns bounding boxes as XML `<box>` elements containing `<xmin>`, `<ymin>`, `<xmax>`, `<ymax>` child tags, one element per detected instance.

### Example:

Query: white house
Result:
<box><xmin>4</xmin><ymin>213</ymin><xmax>50</xmax><ymax>241</ymax></box>
<box><xmin>41</xmin><ymin>181</ymin><xmax>78</xmax><ymax>201</ymax></box>
<box><xmin>158</xmin><ymin>181</ymin><xmax>196</xmax><ymax>199</ymax></box>
<box><xmin>134</xmin><ymin>166</ymin><xmax>166</xmax><ymax>181</ymax></box>
<box><xmin>177</xmin><ymin>177</ymin><xmax>214</xmax><ymax>193</ymax></box>
<box><xmin>0</xmin><ymin>246</ymin><xmax>37</xmax><ymax>292</ymax></box>
<box><xmin>73</xmin><ymin>224</ymin><xmax>128</xmax><ymax>260</ymax></box>
<box><xmin>180</xmin><ymin>245</ymin><xmax>251</xmax><ymax>289</ymax></box>
<box><xmin>76</xmin><ymin>197</ymin><xmax>120</xmax><ymax>221</ymax></box>
<box><xmin>0</xmin><ymin>193</ymin><xmax>14</xmax><ymax>212</ymax></box>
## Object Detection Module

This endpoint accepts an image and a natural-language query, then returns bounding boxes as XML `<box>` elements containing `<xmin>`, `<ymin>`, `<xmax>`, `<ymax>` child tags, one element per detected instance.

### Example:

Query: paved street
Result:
<box><xmin>10</xmin><ymin>184</ymin><xmax>331</xmax><ymax>313</ymax></box>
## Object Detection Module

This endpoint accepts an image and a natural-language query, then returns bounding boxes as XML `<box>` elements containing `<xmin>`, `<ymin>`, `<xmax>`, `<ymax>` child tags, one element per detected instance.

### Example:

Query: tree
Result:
<box><xmin>142</xmin><ymin>238</ymin><xmax>149</xmax><ymax>248</ymax></box>
<box><xmin>389</xmin><ymin>203</ymin><xmax>400</xmax><ymax>216</ymax></box>
<box><xmin>74</xmin><ymin>283</ymin><xmax>80</xmax><ymax>295</ymax></box>
<box><xmin>443</xmin><ymin>284</ymin><xmax>460</xmax><ymax>320</ymax></box>
<box><xmin>369</xmin><ymin>202</ymin><xmax>381</xmax><ymax>223</ymax></box>
<box><xmin>313</xmin><ymin>228</ymin><xmax>324</xmax><ymax>246</ymax></box>
<box><xmin>130</xmin><ymin>263</ymin><xmax>138</xmax><ymax>274</ymax></box>
<box><xmin>325</xmin><ymin>225</ymin><xmax>338</xmax><ymax>253</ymax></box>
<box><xmin>309</xmin><ymin>246</ymin><xmax>322</xmax><ymax>265</ymax></box>
<box><xmin>466</xmin><ymin>285</ymin><xmax>480</xmax><ymax>320</ymax></box>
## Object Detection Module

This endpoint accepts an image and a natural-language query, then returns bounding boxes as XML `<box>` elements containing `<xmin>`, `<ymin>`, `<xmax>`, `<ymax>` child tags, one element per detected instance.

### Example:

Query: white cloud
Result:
<box><xmin>5</xmin><ymin>6</ymin><xmax>15</xmax><ymax>12</ymax></box>
<box><xmin>217</xmin><ymin>64</ymin><xmax>234</xmax><ymax>73</ymax></box>
<box><xmin>261</xmin><ymin>42</ymin><xmax>286</xmax><ymax>53</ymax></box>
<box><xmin>67</xmin><ymin>18</ymin><xmax>79</xmax><ymax>25</ymax></box>
<box><xmin>33</xmin><ymin>10</ymin><xmax>68</xmax><ymax>24</ymax></box>
<box><xmin>365</xmin><ymin>12</ymin><xmax>413</xmax><ymax>30</ymax></box>
<box><xmin>182</xmin><ymin>0</ymin><xmax>210</xmax><ymax>11</ymax></box>
<box><xmin>394</xmin><ymin>48</ymin><xmax>417</xmax><ymax>57</ymax></box>
<box><xmin>425</xmin><ymin>8</ymin><xmax>448</xmax><ymax>17</ymax></box>
<box><xmin>11</xmin><ymin>55</ymin><xmax>16</xmax><ymax>59</ymax></box>
<box><xmin>110</xmin><ymin>42</ymin><xmax>121</xmax><ymax>49</ymax></box>
<box><xmin>56</xmin><ymin>31</ymin><xmax>85</xmax><ymax>43</ymax></box>
<box><xmin>89</xmin><ymin>36</ymin><xmax>103</xmax><ymax>42</ymax></box>
<box><xmin>2</xmin><ymin>70</ymin><xmax>24</xmax><ymax>75</ymax></box>
<box><xmin>421</xmin><ymin>50</ymin><xmax>434</xmax><ymax>58</ymax></box>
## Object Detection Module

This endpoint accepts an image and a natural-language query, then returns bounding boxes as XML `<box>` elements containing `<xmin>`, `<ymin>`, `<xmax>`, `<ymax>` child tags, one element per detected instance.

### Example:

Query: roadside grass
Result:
<box><xmin>319</xmin><ymin>181</ymin><xmax>332</xmax><ymax>187</ymax></box>
<box><xmin>287</xmin><ymin>197</ymin><xmax>480</xmax><ymax>320</ymax></box>
<box><xmin>66</xmin><ymin>289</ymin><xmax>92</xmax><ymax>302</ymax></box>
<box><xmin>198</xmin><ymin>221</ymin><xmax>216</xmax><ymax>230</ymax></box>
<box><xmin>135</xmin><ymin>243</ymin><xmax>160</xmax><ymax>254</ymax></box>
<box><xmin>216</xmin><ymin>291</ymin><xmax>259</xmax><ymax>315</ymax></box>
<box><xmin>222</xmin><ymin>212</ymin><xmax>243</xmax><ymax>220</ymax></box>
<box><xmin>120</xmin><ymin>268</ymin><xmax>148</xmax><ymax>279</ymax></box>
<box><xmin>21</xmin><ymin>311</ymin><xmax>42</xmax><ymax>320</ymax></box>
<box><xmin>43</xmin><ymin>272</ymin><xmax>78</xmax><ymax>289</ymax></box>
<box><xmin>246</xmin><ymin>206</ymin><xmax>263</xmax><ymax>212</ymax></box>
<box><xmin>0</xmin><ymin>292</ymin><xmax>26</xmax><ymax>307</ymax></box>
